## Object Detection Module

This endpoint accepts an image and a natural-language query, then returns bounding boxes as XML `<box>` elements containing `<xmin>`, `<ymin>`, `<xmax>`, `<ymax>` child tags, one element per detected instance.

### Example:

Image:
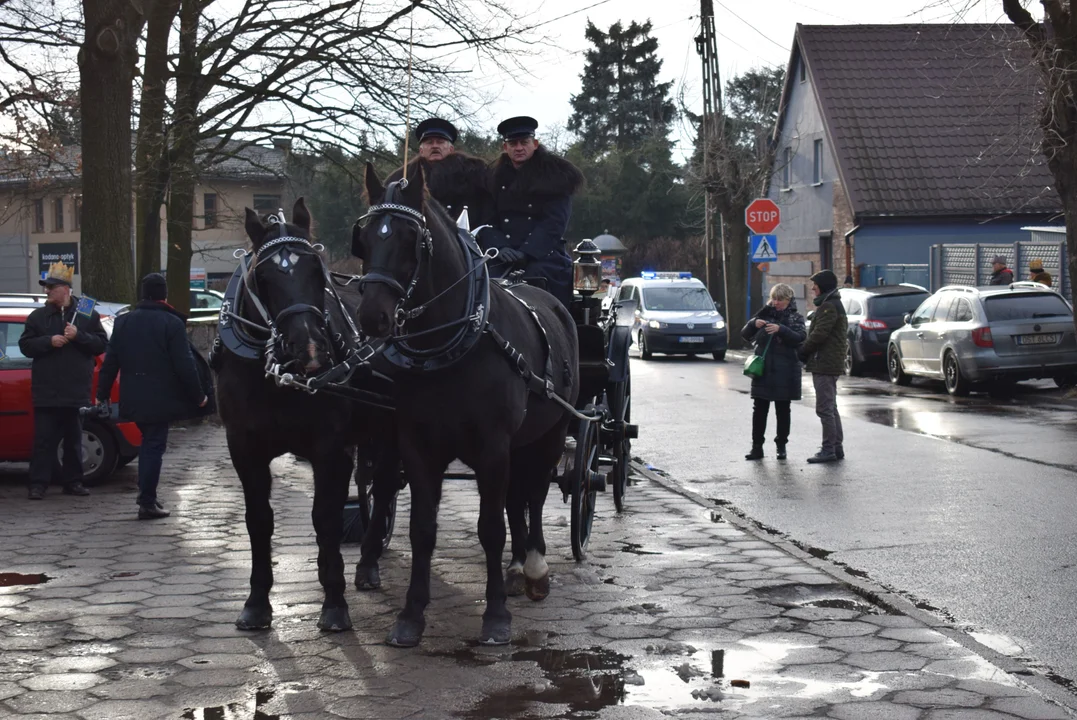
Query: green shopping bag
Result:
<box><xmin>742</xmin><ymin>333</ymin><xmax>773</xmax><ymax>379</ymax></box>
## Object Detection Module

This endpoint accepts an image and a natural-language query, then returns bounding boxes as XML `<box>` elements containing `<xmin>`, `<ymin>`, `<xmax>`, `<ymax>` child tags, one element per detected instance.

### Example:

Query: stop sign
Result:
<box><xmin>745</xmin><ymin>198</ymin><xmax>781</xmax><ymax>234</ymax></box>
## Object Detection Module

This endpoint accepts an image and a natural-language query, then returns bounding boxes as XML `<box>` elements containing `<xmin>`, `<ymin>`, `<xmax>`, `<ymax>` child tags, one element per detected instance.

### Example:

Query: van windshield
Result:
<box><xmin>642</xmin><ymin>287</ymin><xmax>715</xmax><ymax>312</ymax></box>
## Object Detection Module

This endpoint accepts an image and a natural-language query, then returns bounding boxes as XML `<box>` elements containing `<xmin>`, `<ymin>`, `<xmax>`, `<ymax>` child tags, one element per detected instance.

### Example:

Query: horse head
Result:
<box><xmin>243</xmin><ymin>197</ymin><xmax>331</xmax><ymax>374</ymax></box>
<box><xmin>354</xmin><ymin>162</ymin><xmax>431</xmax><ymax>338</ymax></box>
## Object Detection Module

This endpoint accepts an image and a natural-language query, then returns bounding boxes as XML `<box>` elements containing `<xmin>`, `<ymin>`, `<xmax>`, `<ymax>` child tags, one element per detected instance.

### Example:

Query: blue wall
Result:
<box><xmin>854</xmin><ymin>219</ymin><xmax>1063</xmax><ymax>267</ymax></box>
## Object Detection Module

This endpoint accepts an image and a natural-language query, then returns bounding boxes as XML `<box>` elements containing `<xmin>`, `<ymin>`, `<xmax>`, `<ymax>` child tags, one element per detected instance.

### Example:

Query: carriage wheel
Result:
<box><xmin>607</xmin><ymin>378</ymin><xmax>632</xmax><ymax>513</ymax></box>
<box><xmin>355</xmin><ymin>448</ymin><xmax>397</xmax><ymax>551</ymax></box>
<box><xmin>571</xmin><ymin>414</ymin><xmax>601</xmax><ymax>562</ymax></box>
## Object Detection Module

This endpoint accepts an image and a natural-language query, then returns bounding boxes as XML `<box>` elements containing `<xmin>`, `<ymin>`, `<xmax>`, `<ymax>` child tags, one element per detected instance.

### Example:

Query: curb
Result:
<box><xmin>631</xmin><ymin>460</ymin><xmax>1077</xmax><ymax>714</ymax></box>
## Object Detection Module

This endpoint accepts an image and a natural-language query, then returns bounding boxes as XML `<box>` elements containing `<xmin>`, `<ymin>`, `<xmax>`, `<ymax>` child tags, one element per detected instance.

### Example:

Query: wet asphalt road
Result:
<box><xmin>630</xmin><ymin>349</ymin><xmax>1077</xmax><ymax>690</ymax></box>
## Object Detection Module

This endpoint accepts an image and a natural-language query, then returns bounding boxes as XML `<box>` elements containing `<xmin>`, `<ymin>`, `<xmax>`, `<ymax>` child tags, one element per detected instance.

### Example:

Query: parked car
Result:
<box><xmin>887</xmin><ymin>282</ymin><xmax>1077</xmax><ymax>395</ymax></box>
<box><xmin>190</xmin><ymin>288</ymin><xmax>225</xmax><ymax>319</ymax></box>
<box><xmin>0</xmin><ymin>302</ymin><xmax>140</xmax><ymax>484</ymax></box>
<box><xmin>619</xmin><ymin>272</ymin><xmax>728</xmax><ymax>360</ymax></box>
<box><xmin>841</xmin><ymin>285</ymin><xmax>931</xmax><ymax>375</ymax></box>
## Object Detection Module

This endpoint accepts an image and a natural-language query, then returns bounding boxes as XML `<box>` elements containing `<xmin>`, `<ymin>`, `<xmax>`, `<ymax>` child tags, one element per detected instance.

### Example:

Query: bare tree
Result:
<box><xmin>1000</xmin><ymin>0</ymin><xmax>1077</xmax><ymax>314</ymax></box>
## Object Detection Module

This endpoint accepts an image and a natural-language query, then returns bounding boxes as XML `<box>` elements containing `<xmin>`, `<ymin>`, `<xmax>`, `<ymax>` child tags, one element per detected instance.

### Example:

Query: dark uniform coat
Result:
<box><xmin>1032</xmin><ymin>270</ymin><xmax>1053</xmax><ymax>287</ymax></box>
<box><xmin>97</xmin><ymin>301</ymin><xmax>208</xmax><ymax>424</ymax></box>
<box><xmin>740</xmin><ymin>300</ymin><xmax>807</xmax><ymax>402</ymax></box>
<box><xmin>387</xmin><ymin>152</ymin><xmax>494</xmax><ymax>228</ymax></box>
<box><xmin>479</xmin><ymin>146</ymin><xmax>584</xmax><ymax>306</ymax></box>
<box><xmin>18</xmin><ymin>298</ymin><xmax>107</xmax><ymax>408</ymax></box>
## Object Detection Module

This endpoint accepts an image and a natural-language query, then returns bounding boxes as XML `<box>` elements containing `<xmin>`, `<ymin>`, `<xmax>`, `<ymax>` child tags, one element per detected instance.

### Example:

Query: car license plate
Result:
<box><xmin>1017</xmin><ymin>333</ymin><xmax>1060</xmax><ymax>346</ymax></box>
<box><xmin>679</xmin><ymin>336</ymin><xmax>704</xmax><ymax>343</ymax></box>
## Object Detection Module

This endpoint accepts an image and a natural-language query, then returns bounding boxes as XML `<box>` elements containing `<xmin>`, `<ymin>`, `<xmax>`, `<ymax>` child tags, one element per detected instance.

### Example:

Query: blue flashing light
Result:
<box><xmin>641</xmin><ymin>271</ymin><xmax>657</xmax><ymax>279</ymax></box>
<box><xmin>641</xmin><ymin>271</ymin><xmax>693</xmax><ymax>280</ymax></box>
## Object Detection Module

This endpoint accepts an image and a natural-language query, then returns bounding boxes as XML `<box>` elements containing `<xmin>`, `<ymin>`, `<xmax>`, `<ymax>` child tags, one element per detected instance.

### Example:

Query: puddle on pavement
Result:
<box><xmin>0</xmin><ymin>572</ymin><xmax>50</xmax><ymax>587</ymax></box>
<box><xmin>181</xmin><ymin>683</ymin><xmax>310</xmax><ymax>719</ymax></box>
<box><xmin>751</xmin><ymin>582</ymin><xmax>887</xmax><ymax>615</ymax></box>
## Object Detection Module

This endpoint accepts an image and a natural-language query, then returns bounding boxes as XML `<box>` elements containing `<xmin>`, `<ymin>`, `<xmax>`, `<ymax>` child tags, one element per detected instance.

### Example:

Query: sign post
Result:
<box><xmin>744</xmin><ymin>199</ymin><xmax>782</xmax><ymax>318</ymax></box>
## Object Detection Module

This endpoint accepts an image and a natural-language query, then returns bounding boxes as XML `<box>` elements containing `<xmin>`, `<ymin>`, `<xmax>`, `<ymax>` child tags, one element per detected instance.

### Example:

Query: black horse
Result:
<box><xmin>352</xmin><ymin>166</ymin><xmax>579</xmax><ymax>647</ymax></box>
<box><xmin>216</xmin><ymin>197</ymin><xmax>397</xmax><ymax>633</ymax></box>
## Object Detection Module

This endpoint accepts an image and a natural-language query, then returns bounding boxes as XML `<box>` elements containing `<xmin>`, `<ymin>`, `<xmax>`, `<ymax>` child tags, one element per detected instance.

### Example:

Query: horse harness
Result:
<box><xmin>212</xmin><ymin>212</ymin><xmax>391</xmax><ymax>409</ymax></box>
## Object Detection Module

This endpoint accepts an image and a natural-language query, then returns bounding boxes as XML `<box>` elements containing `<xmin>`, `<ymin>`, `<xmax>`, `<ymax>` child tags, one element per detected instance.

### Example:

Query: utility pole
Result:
<box><xmin>695</xmin><ymin>0</ymin><xmax>729</xmax><ymax>318</ymax></box>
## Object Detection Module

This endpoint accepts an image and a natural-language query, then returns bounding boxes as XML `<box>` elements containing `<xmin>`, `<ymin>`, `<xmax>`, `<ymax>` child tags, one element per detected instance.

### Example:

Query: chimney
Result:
<box><xmin>271</xmin><ymin>137</ymin><xmax>292</xmax><ymax>153</ymax></box>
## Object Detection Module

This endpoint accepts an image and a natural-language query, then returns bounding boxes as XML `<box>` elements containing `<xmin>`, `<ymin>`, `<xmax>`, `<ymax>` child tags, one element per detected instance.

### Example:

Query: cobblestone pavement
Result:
<box><xmin>0</xmin><ymin>424</ymin><xmax>1072</xmax><ymax>719</ymax></box>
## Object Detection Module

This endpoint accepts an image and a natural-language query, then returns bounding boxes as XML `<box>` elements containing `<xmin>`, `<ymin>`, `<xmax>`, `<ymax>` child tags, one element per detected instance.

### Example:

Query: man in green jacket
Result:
<box><xmin>799</xmin><ymin>269</ymin><xmax>848</xmax><ymax>463</ymax></box>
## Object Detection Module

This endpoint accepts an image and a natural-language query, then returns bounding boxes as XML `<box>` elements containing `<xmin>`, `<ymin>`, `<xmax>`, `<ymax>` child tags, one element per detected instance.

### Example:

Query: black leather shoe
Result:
<box><xmin>776</xmin><ymin>444</ymin><xmax>787</xmax><ymax>460</ymax></box>
<box><xmin>138</xmin><ymin>504</ymin><xmax>171</xmax><ymax>520</ymax></box>
<box><xmin>835</xmin><ymin>446</ymin><xmax>845</xmax><ymax>460</ymax></box>
<box><xmin>62</xmin><ymin>482</ymin><xmax>90</xmax><ymax>496</ymax></box>
<box><xmin>744</xmin><ymin>447</ymin><xmax>764</xmax><ymax>461</ymax></box>
<box><xmin>28</xmin><ymin>485</ymin><xmax>45</xmax><ymax>500</ymax></box>
<box><xmin>807</xmin><ymin>451</ymin><xmax>838</xmax><ymax>464</ymax></box>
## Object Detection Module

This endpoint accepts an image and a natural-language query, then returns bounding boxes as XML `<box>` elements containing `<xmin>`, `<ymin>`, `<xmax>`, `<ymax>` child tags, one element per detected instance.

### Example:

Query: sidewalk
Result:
<box><xmin>0</xmin><ymin>423</ymin><xmax>1071</xmax><ymax>719</ymax></box>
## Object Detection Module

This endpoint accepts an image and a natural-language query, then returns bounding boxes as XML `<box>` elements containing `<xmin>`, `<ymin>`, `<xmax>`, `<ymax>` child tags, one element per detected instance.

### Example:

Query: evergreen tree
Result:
<box><xmin>568</xmin><ymin>20</ymin><xmax>676</xmax><ymax>155</ymax></box>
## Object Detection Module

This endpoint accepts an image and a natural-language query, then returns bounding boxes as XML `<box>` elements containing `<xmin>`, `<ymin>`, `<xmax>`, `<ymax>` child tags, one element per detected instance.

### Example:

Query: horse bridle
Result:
<box><xmin>226</xmin><ymin>211</ymin><xmax>377</xmax><ymax>392</ymax></box>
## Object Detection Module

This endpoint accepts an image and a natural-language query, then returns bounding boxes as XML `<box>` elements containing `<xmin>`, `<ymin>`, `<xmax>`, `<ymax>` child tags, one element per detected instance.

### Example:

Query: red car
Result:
<box><xmin>0</xmin><ymin>303</ymin><xmax>141</xmax><ymax>484</ymax></box>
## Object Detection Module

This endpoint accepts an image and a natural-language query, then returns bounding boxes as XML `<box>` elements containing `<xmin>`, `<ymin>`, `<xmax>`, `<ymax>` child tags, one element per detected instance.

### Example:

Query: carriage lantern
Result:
<box><xmin>572</xmin><ymin>239</ymin><xmax>602</xmax><ymax>296</ymax></box>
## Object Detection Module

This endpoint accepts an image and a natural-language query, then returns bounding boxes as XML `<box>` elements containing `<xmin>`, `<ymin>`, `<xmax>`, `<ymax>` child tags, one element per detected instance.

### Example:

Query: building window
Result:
<box><xmin>204</xmin><ymin>192</ymin><xmax>218</xmax><ymax>228</ymax></box>
<box><xmin>799</xmin><ymin>60</ymin><xmax>806</xmax><ymax>83</ymax></box>
<box><xmin>781</xmin><ymin>147</ymin><xmax>792</xmax><ymax>189</ymax></box>
<box><xmin>252</xmin><ymin>194</ymin><xmax>281</xmax><ymax>214</ymax></box>
<box><xmin>73</xmin><ymin>196</ymin><xmax>81</xmax><ymax>230</ymax></box>
<box><xmin>54</xmin><ymin>197</ymin><xmax>64</xmax><ymax>232</ymax></box>
<box><xmin>32</xmin><ymin>199</ymin><xmax>45</xmax><ymax>233</ymax></box>
<box><xmin>813</xmin><ymin>139</ymin><xmax>823</xmax><ymax>184</ymax></box>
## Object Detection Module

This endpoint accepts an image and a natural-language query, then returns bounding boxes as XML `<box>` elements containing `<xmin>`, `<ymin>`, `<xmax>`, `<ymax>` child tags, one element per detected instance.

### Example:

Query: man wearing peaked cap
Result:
<box><xmin>19</xmin><ymin>261</ymin><xmax>107</xmax><ymax>499</ymax></box>
<box><xmin>478</xmin><ymin>115</ymin><xmax>584</xmax><ymax>307</ymax></box>
<box><xmin>385</xmin><ymin>116</ymin><xmax>494</xmax><ymax>227</ymax></box>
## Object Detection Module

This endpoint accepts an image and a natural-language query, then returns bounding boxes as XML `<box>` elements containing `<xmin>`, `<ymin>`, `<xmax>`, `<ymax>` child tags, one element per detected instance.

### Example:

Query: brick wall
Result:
<box><xmin>832</xmin><ymin>177</ymin><xmax>856</xmax><ymax>284</ymax></box>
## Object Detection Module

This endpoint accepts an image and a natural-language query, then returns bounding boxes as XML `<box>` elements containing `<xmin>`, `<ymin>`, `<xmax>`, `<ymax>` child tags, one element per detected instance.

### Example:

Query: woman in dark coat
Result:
<box><xmin>740</xmin><ymin>283</ymin><xmax>806</xmax><ymax>460</ymax></box>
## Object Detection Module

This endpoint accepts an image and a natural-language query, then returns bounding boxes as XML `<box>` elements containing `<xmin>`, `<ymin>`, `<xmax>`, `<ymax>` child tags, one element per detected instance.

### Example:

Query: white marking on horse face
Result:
<box><xmin>524</xmin><ymin>549</ymin><xmax>548</xmax><ymax>580</ymax></box>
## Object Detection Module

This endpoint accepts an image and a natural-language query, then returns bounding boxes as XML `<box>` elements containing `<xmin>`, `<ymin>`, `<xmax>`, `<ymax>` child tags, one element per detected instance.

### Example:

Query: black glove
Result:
<box><xmin>497</xmin><ymin>247</ymin><xmax>527</xmax><ymax>267</ymax></box>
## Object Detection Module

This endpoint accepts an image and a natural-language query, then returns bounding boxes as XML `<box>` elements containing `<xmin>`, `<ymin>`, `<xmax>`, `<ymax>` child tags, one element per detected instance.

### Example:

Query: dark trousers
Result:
<box><xmin>29</xmin><ymin>407</ymin><xmax>83</xmax><ymax>488</ymax></box>
<box><xmin>752</xmin><ymin>398</ymin><xmax>791</xmax><ymax>448</ymax></box>
<box><xmin>135</xmin><ymin>422</ymin><xmax>170</xmax><ymax>506</ymax></box>
<box><xmin>812</xmin><ymin>374</ymin><xmax>844</xmax><ymax>453</ymax></box>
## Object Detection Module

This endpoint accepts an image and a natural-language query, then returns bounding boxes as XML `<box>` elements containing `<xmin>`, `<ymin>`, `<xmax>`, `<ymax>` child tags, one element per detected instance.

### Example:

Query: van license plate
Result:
<box><xmin>679</xmin><ymin>336</ymin><xmax>704</xmax><ymax>343</ymax></box>
<box><xmin>1017</xmin><ymin>333</ymin><xmax>1060</xmax><ymax>346</ymax></box>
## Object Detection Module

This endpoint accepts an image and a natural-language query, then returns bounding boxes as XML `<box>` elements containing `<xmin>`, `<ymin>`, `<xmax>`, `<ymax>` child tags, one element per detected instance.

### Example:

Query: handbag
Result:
<box><xmin>743</xmin><ymin>332</ymin><xmax>773</xmax><ymax>379</ymax></box>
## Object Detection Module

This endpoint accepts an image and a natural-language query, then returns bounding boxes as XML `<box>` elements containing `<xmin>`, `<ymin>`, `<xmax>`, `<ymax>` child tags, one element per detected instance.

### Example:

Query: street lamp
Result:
<box><xmin>573</xmin><ymin>239</ymin><xmax>602</xmax><ymax>295</ymax></box>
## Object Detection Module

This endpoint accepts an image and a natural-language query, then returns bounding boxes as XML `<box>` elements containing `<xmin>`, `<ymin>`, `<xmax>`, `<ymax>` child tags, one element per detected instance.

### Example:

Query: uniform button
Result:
<box><xmin>501</xmin><ymin>186</ymin><xmax>506</xmax><ymax>190</ymax></box>
<box><xmin>504</xmin><ymin>218</ymin><xmax>510</xmax><ymax>222</ymax></box>
<box><xmin>528</xmin><ymin>203</ymin><xmax>533</xmax><ymax>208</ymax></box>
<box><xmin>506</xmin><ymin>234</ymin><xmax>511</xmax><ymax>239</ymax></box>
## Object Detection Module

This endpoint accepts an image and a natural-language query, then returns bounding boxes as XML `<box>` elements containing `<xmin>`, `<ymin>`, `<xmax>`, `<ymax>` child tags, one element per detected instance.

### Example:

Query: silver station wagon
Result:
<box><xmin>887</xmin><ymin>283</ymin><xmax>1077</xmax><ymax>395</ymax></box>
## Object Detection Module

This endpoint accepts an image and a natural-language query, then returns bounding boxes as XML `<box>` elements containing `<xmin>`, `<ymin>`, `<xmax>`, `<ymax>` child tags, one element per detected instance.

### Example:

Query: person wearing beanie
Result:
<box><xmin>798</xmin><ymin>269</ymin><xmax>848</xmax><ymax>463</ymax></box>
<box><xmin>1029</xmin><ymin>259</ymin><xmax>1053</xmax><ymax>287</ymax></box>
<box><xmin>989</xmin><ymin>256</ymin><xmax>1014</xmax><ymax>285</ymax></box>
<box><xmin>97</xmin><ymin>273</ymin><xmax>210</xmax><ymax>519</ymax></box>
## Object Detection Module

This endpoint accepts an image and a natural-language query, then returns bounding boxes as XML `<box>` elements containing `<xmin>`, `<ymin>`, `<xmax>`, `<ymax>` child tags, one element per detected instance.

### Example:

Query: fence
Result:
<box><xmin>858</xmin><ymin>264</ymin><xmax>930</xmax><ymax>289</ymax></box>
<box><xmin>929</xmin><ymin>242</ymin><xmax>1069</xmax><ymax>296</ymax></box>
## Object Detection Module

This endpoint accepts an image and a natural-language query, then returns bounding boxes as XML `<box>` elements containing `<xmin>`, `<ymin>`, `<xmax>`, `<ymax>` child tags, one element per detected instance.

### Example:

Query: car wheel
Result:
<box><xmin>887</xmin><ymin>346</ymin><xmax>911</xmax><ymax>386</ymax></box>
<box><xmin>712</xmin><ymin>351</ymin><xmax>726</xmax><ymax>361</ymax></box>
<box><xmin>638</xmin><ymin>331</ymin><xmax>652</xmax><ymax>360</ymax></box>
<box><xmin>58</xmin><ymin>420</ymin><xmax>119</xmax><ymax>486</ymax></box>
<box><xmin>943</xmin><ymin>352</ymin><xmax>970</xmax><ymax>397</ymax></box>
<box><xmin>844</xmin><ymin>345</ymin><xmax>862</xmax><ymax>376</ymax></box>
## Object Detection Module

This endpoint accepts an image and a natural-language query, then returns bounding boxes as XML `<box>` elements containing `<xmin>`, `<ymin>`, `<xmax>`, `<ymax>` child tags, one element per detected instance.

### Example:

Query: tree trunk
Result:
<box><xmin>79</xmin><ymin>0</ymin><xmax>144</xmax><ymax>302</ymax></box>
<box><xmin>722</xmin><ymin>216</ymin><xmax>749</xmax><ymax>349</ymax></box>
<box><xmin>134</xmin><ymin>0</ymin><xmax>180</xmax><ymax>284</ymax></box>
<box><xmin>165</xmin><ymin>0</ymin><xmax>200</xmax><ymax>315</ymax></box>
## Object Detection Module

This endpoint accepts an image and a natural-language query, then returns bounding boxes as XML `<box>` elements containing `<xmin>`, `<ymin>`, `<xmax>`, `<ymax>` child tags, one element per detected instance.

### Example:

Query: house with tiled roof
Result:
<box><xmin>0</xmin><ymin>138</ymin><xmax>292</xmax><ymax>295</ymax></box>
<box><xmin>764</xmin><ymin>23</ymin><xmax>1061</xmax><ymax>304</ymax></box>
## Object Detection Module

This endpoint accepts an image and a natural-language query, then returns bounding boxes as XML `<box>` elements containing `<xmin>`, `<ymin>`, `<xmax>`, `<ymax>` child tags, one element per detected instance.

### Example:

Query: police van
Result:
<box><xmin>617</xmin><ymin>272</ymin><xmax>727</xmax><ymax>360</ymax></box>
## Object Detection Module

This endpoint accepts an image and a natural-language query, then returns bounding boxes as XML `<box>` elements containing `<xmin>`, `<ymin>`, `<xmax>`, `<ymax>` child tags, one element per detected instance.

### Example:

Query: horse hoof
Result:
<box><xmin>386</xmin><ymin>619</ymin><xmax>424</xmax><ymax>648</ymax></box>
<box><xmin>525</xmin><ymin>572</ymin><xmax>550</xmax><ymax>602</ymax></box>
<box><xmin>480</xmin><ymin>618</ymin><xmax>512</xmax><ymax>646</ymax></box>
<box><xmin>318</xmin><ymin>606</ymin><xmax>353</xmax><ymax>632</ymax></box>
<box><xmin>355</xmin><ymin>564</ymin><xmax>381</xmax><ymax>591</ymax></box>
<box><xmin>505</xmin><ymin>568</ymin><xmax>526</xmax><ymax>597</ymax></box>
<box><xmin>235</xmin><ymin>604</ymin><xmax>272</xmax><ymax>631</ymax></box>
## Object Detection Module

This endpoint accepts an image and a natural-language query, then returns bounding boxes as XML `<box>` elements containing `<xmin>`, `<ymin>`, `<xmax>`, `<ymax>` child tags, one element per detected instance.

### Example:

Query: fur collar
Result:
<box><xmin>492</xmin><ymin>145</ymin><xmax>583</xmax><ymax>197</ymax></box>
<box><xmin>388</xmin><ymin>152</ymin><xmax>489</xmax><ymax>199</ymax></box>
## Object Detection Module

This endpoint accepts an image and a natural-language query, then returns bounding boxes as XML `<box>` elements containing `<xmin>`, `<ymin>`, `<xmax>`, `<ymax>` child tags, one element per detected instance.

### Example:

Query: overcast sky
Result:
<box><xmin>460</xmin><ymin>0</ymin><xmax>1016</xmax><ymax>158</ymax></box>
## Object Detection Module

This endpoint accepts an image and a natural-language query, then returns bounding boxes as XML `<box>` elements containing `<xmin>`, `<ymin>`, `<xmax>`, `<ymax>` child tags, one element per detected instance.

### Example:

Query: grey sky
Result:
<box><xmin>464</xmin><ymin>0</ymin><xmax>1016</xmax><ymax>157</ymax></box>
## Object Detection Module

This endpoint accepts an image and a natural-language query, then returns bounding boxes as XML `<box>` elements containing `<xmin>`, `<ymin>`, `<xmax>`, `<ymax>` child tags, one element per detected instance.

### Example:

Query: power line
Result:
<box><xmin>710</xmin><ymin>0</ymin><xmax>788</xmax><ymax>51</ymax></box>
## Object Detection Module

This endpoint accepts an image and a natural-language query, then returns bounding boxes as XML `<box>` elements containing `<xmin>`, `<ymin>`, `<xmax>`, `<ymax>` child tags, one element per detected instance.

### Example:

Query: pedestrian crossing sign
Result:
<box><xmin>750</xmin><ymin>234</ymin><xmax>778</xmax><ymax>263</ymax></box>
<box><xmin>75</xmin><ymin>295</ymin><xmax>96</xmax><ymax>318</ymax></box>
